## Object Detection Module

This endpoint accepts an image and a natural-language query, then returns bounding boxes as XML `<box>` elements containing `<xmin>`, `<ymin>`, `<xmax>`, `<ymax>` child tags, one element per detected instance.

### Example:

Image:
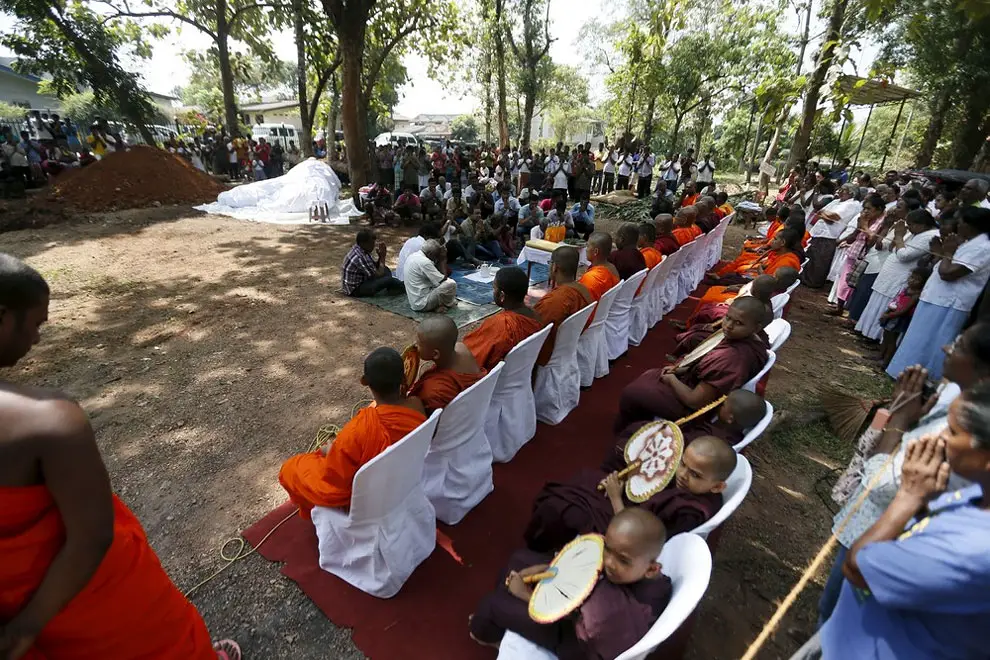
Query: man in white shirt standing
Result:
<box><xmin>660</xmin><ymin>152</ymin><xmax>681</xmax><ymax>193</ymax></box>
<box><xmin>802</xmin><ymin>183</ymin><xmax>862</xmax><ymax>288</ymax></box>
<box><xmin>602</xmin><ymin>144</ymin><xmax>617</xmax><ymax>194</ymax></box>
<box><xmin>616</xmin><ymin>149</ymin><xmax>633</xmax><ymax>192</ymax></box>
<box><xmin>404</xmin><ymin>240</ymin><xmax>457</xmax><ymax>312</ymax></box>
<box><xmin>696</xmin><ymin>153</ymin><xmax>716</xmax><ymax>187</ymax></box>
<box><xmin>635</xmin><ymin>146</ymin><xmax>655</xmax><ymax>199</ymax></box>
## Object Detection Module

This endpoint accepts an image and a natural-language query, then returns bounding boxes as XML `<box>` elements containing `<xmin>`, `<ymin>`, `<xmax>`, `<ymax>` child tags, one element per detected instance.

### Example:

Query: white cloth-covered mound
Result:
<box><xmin>194</xmin><ymin>158</ymin><xmax>365</xmax><ymax>225</ymax></box>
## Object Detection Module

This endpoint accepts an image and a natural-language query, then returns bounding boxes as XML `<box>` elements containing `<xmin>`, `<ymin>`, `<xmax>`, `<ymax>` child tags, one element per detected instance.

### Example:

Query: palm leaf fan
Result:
<box><xmin>820</xmin><ymin>387</ymin><xmax>884</xmax><ymax>443</ymax></box>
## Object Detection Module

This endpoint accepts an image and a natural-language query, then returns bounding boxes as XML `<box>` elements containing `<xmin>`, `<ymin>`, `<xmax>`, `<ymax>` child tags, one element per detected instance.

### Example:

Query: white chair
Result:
<box><xmin>496</xmin><ymin>534</ymin><xmax>713</xmax><ymax>660</ymax></box>
<box><xmin>535</xmin><ymin>302</ymin><xmax>597</xmax><ymax>425</ymax></box>
<box><xmin>770</xmin><ymin>293</ymin><xmax>790</xmax><ymax>320</ymax></box>
<box><xmin>486</xmin><ymin>325</ymin><xmax>552</xmax><ymax>463</ymax></box>
<box><xmin>742</xmin><ymin>349</ymin><xmax>776</xmax><ymax>392</ymax></box>
<box><xmin>675</xmin><ymin>240</ymin><xmax>702</xmax><ymax>303</ymax></box>
<box><xmin>708</xmin><ymin>212</ymin><xmax>734</xmax><ymax>269</ymax></box>
<box><xmin>785</xmin><ymin>279</ymin><xmax>801</xmax><ymax>296</ymax></box>
<box><xmin>577</xmin><ymin>282</ymin><xmax>623</xmax><ymax>387</ymax></box>
<box><xmin>765</xmin><ymin>318</ymin><xmax>792</xmax><ymax>352</ymax></box>
<box><xmin>657</xmin><ymin>247</ymin><xmax>688</xmax><ymax>317</ymax></box>
<box><xmin>423</xmin><ymin>363</ymin><xmax>503</xmax><ymax>524</ymax></box>
<box><xmin>606</xmin><ymin>269</ymin><xmax>649</xmax><ymax>360</ymax></box>
<box><xmin>645</xmin><ymin>253</ymin><xmax>676</xmax><ymax>328</ymax></box>
<box><xmin>310</xmin><ymin>409</ymin><xmax>442</xmax><ymax>598</ymax></box>
<box><xmin>691</xmin><ymin>455</ymin><xmax>753</xmax><ymax>539</ymax></box>
<box><xmin>630</xmin><ymin>264</ymin><xmax>664</xmax><ymax>346</ymax></box>
<box><xmin>799</xmin><ymin>257</ymin><xmax>809</xmax><ymax>273</ymax></box>
<box><xmin>734</xmin><ymin>400</ymin><xmax>774</xmax><ymax>452</ymax></box>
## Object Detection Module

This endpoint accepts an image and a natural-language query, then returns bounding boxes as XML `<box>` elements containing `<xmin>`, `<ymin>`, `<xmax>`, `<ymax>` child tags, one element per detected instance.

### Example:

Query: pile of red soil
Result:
<box><xmin>48</xmin><ymin>146</ymin><xmax>225</xmax><ymax>212</ymax></box>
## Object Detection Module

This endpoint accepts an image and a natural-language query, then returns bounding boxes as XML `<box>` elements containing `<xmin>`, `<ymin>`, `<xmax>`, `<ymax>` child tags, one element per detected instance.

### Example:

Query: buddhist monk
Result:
<box><xmin>279</xmin><ymin>347</ymin><xmax>427</xmax><ymax>518</ymax></box>
<box><xmin>637</xmin><ymin>222</ymin><xmax>663</xmax><ymax>269</ymax></box>
<box><xmin>695</xmin><ymin>196</ymin><xmax>720</xmax><ymax>233</ymax></box>
<box><xmin>609</xmin><ymin>223</ymin><xmax>648</xmax><ymax>280</ymax></box>
<box><xmin>471</xmin><ymin>508</ymin><xmax>671</xmax><ymax>659</ymax></box>
<box><xmin>580</xmin><ymin>232</ymin><xmax>622</xmax><ymax>299</ymax></box>
<box><xmin>672</xmin><ymin>205</ymin><xmax>702</xmax><ymax>246</ymax></box>
<box><xmin>534</xmin><ymin>246</ymin><xmax>593</xmax><ymax>366</ymax></box>
<box><xmin>711</xmin><ymin>227</ymin><xmax>803</xmax><ymax>285</ymax></box>
<box><xmin>463</xmin><ymin>266</ymin><xmax>544</xmax><ymax>370</ymax></box>
<box><xmin>674</xmin><ymin>273</ymin><xmax>778</xmax><ymax>330</ymax></box>
<box><xmin>714</xmin><ymin>191</ymin><xmax>734</xmax><ymax>219</ymax></box>
<box><xmin>653</xmin><ymin>214</ymin><xmax>680</xmax><ymax>256</ymax></box>
<box><xmin>678</xmin><ymin>389</ymin><xmax>767</xmax><ymax>446</ymax></box>
<box><xmin>614</xmin><ymin>297</ymin><xmax>770</xmax><ymax>431</ymax></box>
<box><xmin>525</xmin><ymin>434</ymin><xmax>736</xmax><ymax>553</ymax></box>
<box><xmin>408</xmin><ymin>315</ymin><xmax>484</xmax><ymax>413</ymax></box>
<box><xmin>0</xmin><ymin>254</ymin><xmax>231</xmax><ymax>660</ymax></box>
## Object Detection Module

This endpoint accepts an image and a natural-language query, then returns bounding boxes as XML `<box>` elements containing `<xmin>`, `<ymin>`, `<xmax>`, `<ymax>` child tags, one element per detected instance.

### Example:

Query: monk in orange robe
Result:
<box><xmin>710</xmin><ymin>228</ymin><xmax>803</xmax><ymax>285</ymax></box>
<box><xmin>638</xmin><ymin>222</ymin><xmax>663</xmax><ymax>269</ymax></box>
<box><xmin>464</xmin><ymin>266</ymin><xmax>545</xmax><ymax>370</ymax></box>
<box><xmin>678</xmin><ymin>181</ymin><xmax>699</xmax><ymax>208</ymax></box>
<box><xmin>578</xmin><ymin>232</ymin><xmax>622</xmax><ymax>325</ymax></box>
<box><xmin>714</xmin><ymin>191</ymin><xmax>734</xmax><ymax>221</ymax></box>
<box><xmin>409</xmin><ymin>315</ymin><xmax>485</xmax><ymax>412</ymax></box>
<box><xmin>280</xmin><ymin>347</ymin><xmax>427</xmax><ymax>518</ymax></box>
<box><xmin>673</xmin><ymin>273</ymin><xmax>779</xmax><ymax>329</ymax></box>
<box><xmin>534</xmin><ymin>246</ymin><xmax>592</xmax><ymax>365</ymax></box>
<box><xmin>0</xmin><ymin>255</ymin><xmax>228</xmax><ymax>660</ymax></box>
<box><xmin>672</xmin><ymin>205</ymin><xmax>703</xmax><ymax>246</ymax></box>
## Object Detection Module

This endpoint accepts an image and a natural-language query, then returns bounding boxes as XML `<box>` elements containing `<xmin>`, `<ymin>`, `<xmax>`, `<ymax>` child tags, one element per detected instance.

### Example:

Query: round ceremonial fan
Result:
<box><xmin>401</xmin><ymin>344</ymin><xmax>420</xmax><ymax>395</ymax></box>
<box><xmin>526</xmin><ymin>534</ymin><xmax>605</xmax><ymax>624</ymax></box>
<box><xmin>621</xmin><ymin>421</ymin><xmax>685</xmax><ymax>503</ymax></box>
<box><xmin>676</xmin><ymin>329</ymin><xmax>724</xmax><ymax>370</ymax></box>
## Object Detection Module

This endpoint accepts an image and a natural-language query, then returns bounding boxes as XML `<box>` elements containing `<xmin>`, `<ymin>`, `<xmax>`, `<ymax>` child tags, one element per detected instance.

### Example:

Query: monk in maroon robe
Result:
<box><xmin>614</xmin><ymin>297</ymin><xmax>770</xmax><ymax>432</ymax></box>
<box><xmin>525</xmin><ymin>436</ymin><xmax>737</xmax><ymax>553</ymax></box>
<box><xmin>471</xmin><ymin>509</ymin><xmax>671</xmax><ymax>658</ymax></box>
<box><xmin>608</xmin><ymin>223</ymin><xmax>648</xmax><ymax>280</ymax></box>
<box><xmin>679</xmin><ymin>389</ymin><xmax>768</xmax><ymax>446</ymax></box>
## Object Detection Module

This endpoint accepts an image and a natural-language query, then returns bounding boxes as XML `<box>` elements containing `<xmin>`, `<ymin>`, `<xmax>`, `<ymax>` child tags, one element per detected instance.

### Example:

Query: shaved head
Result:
<box><xmin>750</xmin><ymin>275</ymin><xmax>778</xmax><ymax>302</ymax></box>
<box><xmin>588</xmin><ymin>231</ymin><xmax>613</xmax><ymax>256</ymax></box>
<box><xmin>775</xmin><ymin>267</ymin><xmax>799</xmax><ymax>290</ymax></box>
<box><xmin>551</xmin><ymin>245</ymin><xmax>580</xmax><ymax>278</ymax></box>
<box><xmin>678</xmin><ymin>205</ymin><xmax>698</xmax><ymax>222</ymax></box>
<box><xmin>607</xmin><ymin>508</ymin><xmax>666</xmax><ymax>558</ymax></box>
<box><xmin>655</xmin><ymin>214</ymin><xmax>674</xmax><ymax>233</ymax></box>
<box><xmin>494</xmin><ymin>266</ymin><xmax>530</xmax><ymax>304</ymax></box>
<box><xmin>724</xmin><ymin>389</ymin><xmax>767</xmax><ymax>430</ymax></box>
<box><xmin>616</xmin><ymin>222</ymin><xmax>639</xmax><ymax>248</ymax></box>
<box><xmin>639</xmin><ymin>221</ymin><xmax>657</xmax><ymax>243</ymax></box>
<box><xmin>363</xmin><ymin>347</ymin><xmax>404</xmax><ymax>396</ymax></box>
<box><xmin>732</xmin><ymin>294</ymin><xmax>768</xmax><ymax>321</ymax></box>
<box><xmin>416</xmin><ymin>315</ymin><xmax>458</xmax><ymax>357</ymax></box>
<box><xmin>689</xmin><ymin>435</ymin><xmax>738</xmax><ymax>481</ymax></box>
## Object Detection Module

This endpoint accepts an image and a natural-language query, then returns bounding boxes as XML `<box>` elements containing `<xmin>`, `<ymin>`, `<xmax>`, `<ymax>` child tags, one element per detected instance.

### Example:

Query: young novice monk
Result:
<box><xmin>674</xmin><ymin>273</ymin><xmax>779</xmax><ymax>330</ymax></box>
<box><xmin>580</xmin><ymin>231</ymin><xmax>622</xmax><ymax>300</ymax></box>
<box><xmin>279</xmin><ymin>347</ymin><xmax>427</xmax><ymax>517</ymax></box>
<box><xmin>678</xmin><ymin>388</ymin><xmax>767</xmax><ymax>446</ymax></box>
<box><xmin>471</xmin><ymin>508</ymin><xmax>671</xmax><ymax>659</ymax></box>
<box><xmin>463</xmin><ymin>266</ymin><xmax>544</xmax><ymax>370</ymax></box>
<box><xmin>615</xmin><ymin>296</ymin><xmax>770</xmax><ymax>431</ymax></box>
<box><xmin>525</xmin><ymin>435</ymin><xmax>736</xmax><ymax>552</ymax></box>
<box><xmin>408</xmin><ymin>316</ymin><xmax>484</xmax><ymax>413</ymax></box>
<box><xmin>534</xmin><ymin>246</ymin><xmax>593</xmax><ymax>365</ymax></box>
<box><xmin>637</xmin><ymin>222</ymin><xmax>663</xmax><ymax>269</ymax></box>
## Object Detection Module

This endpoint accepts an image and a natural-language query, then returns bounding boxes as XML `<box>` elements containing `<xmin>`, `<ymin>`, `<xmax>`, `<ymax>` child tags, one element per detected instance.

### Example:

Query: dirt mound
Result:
<box><xmin>48</xmin><ymin>146</ymin><xmax>225</xmax><ymax>212</ymax></box>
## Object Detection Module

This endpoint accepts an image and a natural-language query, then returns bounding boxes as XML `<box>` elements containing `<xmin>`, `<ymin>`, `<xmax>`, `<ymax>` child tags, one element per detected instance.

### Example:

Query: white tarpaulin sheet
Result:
<box><xmin>194</xmin><ymin>158</ymin><xmax>365</xmax><ymax>225</ymax></box>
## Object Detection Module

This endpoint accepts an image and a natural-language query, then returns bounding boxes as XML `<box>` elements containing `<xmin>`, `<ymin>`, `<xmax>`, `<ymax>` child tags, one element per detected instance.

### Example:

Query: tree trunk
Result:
<box><xmin>215</xmin><ymin>0</ymin><xmax>240</xmax><ymax>136</ymax></box>
<box><xmin>624</xmin><ymin>73</ymin><xmax>638</xmax><ymax>140</ymax></box>
<box><xmin>758</xmin><ymin>112</ymin><xmax>787</xmax><ymax>192</ymax></box>
<box><xmin>949</xmin><ymin>94</ymin><xmax>990</xmax><ymax>169</ymax></box>
<box><xmin>327</xmin><ymin>72</ymin><xmax>340</xmax><ymax>149</ymax></box>
<box><xmin>914</xmin><ymin>89</ymin><xmax>953</xmax><ymax>168</ymax></box>
<box><xmin>670</xmin><ymin>111</ymin><xmax>684</xmax><ymax>152</ymax></box>
<box><xmin>339</xmin><ymin>36</ymin><xmax>369</xmax><ymax>200</ymax></box>
<box><xmin>786</xmin><ymin>0</ymin><xmax>848</xmax><ymax>173</ymax></box>
<box><xmin>293</xmin><ymin>0</ymin><xmax>313</xmax><ymax>157</ymax></box>
<box><xmin>494</xmin><ymin>1</ymin><xmax>509</xmax><ymax>147</ymax></box>
<box><xmin>642</xmin><ymin>95</ymin><xmax>656</xmax><ymax>146</ymax></box>
<box><xmin>521</xmin><ymin>88</ymin><xmax>536</xmax><ymax>148</ymax></box>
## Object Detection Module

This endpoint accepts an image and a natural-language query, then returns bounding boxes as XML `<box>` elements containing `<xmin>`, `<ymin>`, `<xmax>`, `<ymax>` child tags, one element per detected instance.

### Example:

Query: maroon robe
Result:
<box><xmin>608</xmin><ymin>247</ymin><xmax>648</xmax><ymax>281</ymax></box>
<box><xmin>614</xmin><ymin>332</ymin><xmax>769</xmax><ymax>431</ymax></box>
<box><xmin>523</xmin><ymin>468</ymin><xmax>722</xmax><ymax>554</ymax></box>
<box><xmin>470</xmin><ymin>547</ymin><xmax>672</xmax><ymax>659</ymax></box>
<box><xmin>654</xmin><ymin>235</ymin><xmax>681</xmax><ymax>257</ymax></box>
<box><xmin>696</xmin><ymin>214</ymin><xmax>719</xmax><ymax>234</ymax></box>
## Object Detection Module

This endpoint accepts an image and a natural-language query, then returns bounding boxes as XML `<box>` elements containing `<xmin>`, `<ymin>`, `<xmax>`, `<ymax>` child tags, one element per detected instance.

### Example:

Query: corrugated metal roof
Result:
<box><xmin>837</xmin><ymin>75</ymin><xmax>922</xmax><ymax>106</ymax></box>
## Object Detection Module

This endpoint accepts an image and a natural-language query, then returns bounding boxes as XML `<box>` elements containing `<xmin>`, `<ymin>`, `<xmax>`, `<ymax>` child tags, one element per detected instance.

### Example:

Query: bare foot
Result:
<box><xmin>467</xmin><ymin>615</ymin><xmax>500</xmax><ymax>650</ymax></box>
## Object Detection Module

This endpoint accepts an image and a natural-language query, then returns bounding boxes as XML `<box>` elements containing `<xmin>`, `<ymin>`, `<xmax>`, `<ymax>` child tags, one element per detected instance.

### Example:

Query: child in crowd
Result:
<box><xmin>678</xmin><ymin>388</ymin><xmax>767</xmax><ymax>446</ymax></box>
<box><xmin>252</xmin><ymin>158</ymin><xmax>266</xmax><ymax>181</ymax></box>
<box><xmin>524</xmin><ymin>435</ymin><xmax>736</xmax><ymax>552</ymax></box>
<box><xmin>470</xmin><ymin>508</ymin><xmax>671</xmax><ymax>659</ymax></box>
<box><xmin>878</xmin><ymin>267</ymin><xmax>929</xmax><ymax>367</ymax></box>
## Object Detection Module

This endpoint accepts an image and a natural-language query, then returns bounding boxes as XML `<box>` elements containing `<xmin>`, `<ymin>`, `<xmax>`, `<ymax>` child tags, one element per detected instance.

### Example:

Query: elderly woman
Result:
<box><xmin>887</xmin><ymin>206</ymin><xmax>990</xmax><ymax>380</ymax></box>
<box><xmin>827</xmin><ymin>193</ymin><xmax>887</xmax><ymax>316</ymax></box>
<box><xmin>854</xmin><ymin>208</ymin><xmax>939</xmax><ymax>340</ymax></box>
<box><xmin>802</xmin><ymin>183</ymin><xmax>863</xmax><ymax>288</ymax></box>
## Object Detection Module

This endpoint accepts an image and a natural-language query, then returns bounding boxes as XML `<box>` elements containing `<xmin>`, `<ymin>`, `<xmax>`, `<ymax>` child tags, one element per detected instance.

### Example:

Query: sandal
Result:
<box><xmin>214</xmin><ymin>639</ymin><xmax>242</xmax><ymax>660</ymax></box>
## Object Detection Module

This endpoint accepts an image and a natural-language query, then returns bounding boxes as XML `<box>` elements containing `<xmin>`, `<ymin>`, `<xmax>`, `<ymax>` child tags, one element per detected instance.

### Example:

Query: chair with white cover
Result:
<box><xmin>647</xmin><ymin>252</ymin><xmax>678</xmax><ymax>327</ymax></box>
<box><xmin>577</xmin><ymin>282</ymin><xmax>623</xmax><ymax>387</ymax></box>
<box><xmin>630</xmin><ymin>264</ymin><xmax>664</xmax><ymax>346</ymax></box>
<box><xmin>770</xmin><ymin>293</ymin><xmax>790</xmax><ymax>320</ymax></box>
<box><xmin>495</xmin><ymin>533</ymin><xmax>713</xmax><ymax>660</ymax></box>
<box><xmin>423</xmin><ymin>363</ymin><xmax>503</xmax><ymax>524</ymax></box>
<box><xmin>785</xmin><ymin>279</ymin><xmax>801</xmax><ymax>296</ymax></box>
<box><xmin>486</xmin><ymin>325</ymin><xmax>552</xmax><ymax>463</ymax></box>
<box><xmin>675</xmin><ymin>240</ymin><xmax>702</xmax><ymax>303</ymax></box>
<box><xmin>310</xmin><ymin>409</ymin><xmax>442</xmax><ymax>598</ymax></box>
<box><xmin>765</xmin><ymin>318</ymin><xmax>791</xmax><ymax>352</ymax></box>
<box><xmin>690</xmin><ymin>455</ymin><xmax>753</xmax><ymax>539</ymax></box>
<box><xmin>606</xmin><ymin>269</ymin><xmax>649</xmax><ymax>360</ymax></box>
<box><xmin>656</xmin><ymin>247</ymin><xmax>687</xmax><ymax>317</ymax></box>
<box><xmin>708</xmin><ymin>213</ymin><xmax>734</xmax><ymax>269</ymax></box>
<box><xmin>734</xmin><ymin>400</ymin><xmax>774</xmax><ymax>452</ymax></box>
<box><xmin>535</xmin><ymin>302</ymin><xmax>597</xmax><ymax>425</ymax></box>
<box><xmin>742</xmin><ymin>349</ymin><xmax>776</xmax><ymax>393</ymax></box>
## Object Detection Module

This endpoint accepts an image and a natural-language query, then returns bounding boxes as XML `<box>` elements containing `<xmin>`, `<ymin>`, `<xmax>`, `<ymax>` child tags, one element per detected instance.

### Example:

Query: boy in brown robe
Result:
<box><xmin>679</xmin><ymin>388</ymin><xmax>768</xmax><ymax>446</ymax></box>
<box><xmin>471</xmin><ymin>508</ymin><xmax>671</xmax><ymax>659</ymax></box>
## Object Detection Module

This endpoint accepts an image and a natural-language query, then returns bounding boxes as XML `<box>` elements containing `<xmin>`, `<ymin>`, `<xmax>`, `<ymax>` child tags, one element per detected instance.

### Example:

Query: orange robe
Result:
<box><xmin>534</xmin><ymin>283</ymin><xmax>592</xmax><ymax>365</ymax></box>
<box><xmin>724</xmin><ymin>250</ymin><xmax>801</xmax><ymax>279</ymax></box>
<box><xmin>409</xmin><ymin>365</ymin><xmax>485</xmax><ymax>413</ymax></box>
<box><xmin>718</xmin><ymin>203</ymin><xmax>734</xmax><ymax>217</ymax></box>
<box><xmin>672</xmin><ymin>225</ymin><xmax>702</xmax><ymax>246</ymax></box>
<box><xmin>681</xmin><ymin>193</ymin><xmax>699</xmax><ymax>208</ymax></box>
<box><xmin>0</xmin><ymin>488</ymin><xmax>215</xmax><ymax>659</ymax></box>
<box><xmin>464</xmin><ymin>309</ymin><xmax>545</xmax><ymax>371</ymax></box>
<box><xmin>279</xmin><ymin>404</ymin><xmax>426</xmax><ymax>518</ymax></box>
<box><xmin>579</xmin><ymin>264</ymin><xmax>621</xmax><ymax>324</ymax></box>
<box><xmin>742</xmin><ymin>221</ymin><xmax>782</xmax><ymax>252</ymax></box>
<box><xmin>716</xmin><ymin>250</ymin><xmax>761</xmax><ymax>276</ymax></box>
<box><xmin>637</xmin><ymin>247</ymin><xmax>663</xmax><ymax>295</ymax></box>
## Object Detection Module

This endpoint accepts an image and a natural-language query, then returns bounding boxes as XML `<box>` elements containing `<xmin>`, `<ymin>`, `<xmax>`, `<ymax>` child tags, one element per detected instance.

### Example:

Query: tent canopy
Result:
<box><xmin>837</xmin><ymin>75</ymin><xmax>922</xmax><ymax>106</ymax></box>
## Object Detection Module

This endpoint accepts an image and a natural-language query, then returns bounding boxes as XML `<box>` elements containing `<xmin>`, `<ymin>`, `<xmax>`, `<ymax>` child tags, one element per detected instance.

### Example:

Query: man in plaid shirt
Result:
<box><xmin>341</xmin><ymin>229</ymin><xmax>403</xmax><ymax>297</ymax></box>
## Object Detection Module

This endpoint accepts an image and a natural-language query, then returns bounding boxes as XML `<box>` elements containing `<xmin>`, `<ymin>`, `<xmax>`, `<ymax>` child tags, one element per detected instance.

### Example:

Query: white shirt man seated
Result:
<box><xmin>404</xmin><ymin>240</ymin><xmax>457</xmax><ymax>312</ymax></box>
<box><xmin>396</xmin><ymin>225</ymin><xmax>442</xmax><ymax>281</ymax></box>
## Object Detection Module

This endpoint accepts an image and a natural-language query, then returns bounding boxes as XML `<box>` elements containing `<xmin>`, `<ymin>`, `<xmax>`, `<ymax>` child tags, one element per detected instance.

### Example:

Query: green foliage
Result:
<box><xmin>450</xmin><ymin>114</ymin><xmax>480</xmax><ymax>142</ymax></box>
<box><xmin>0</xmin><ymin>101</ymin><xmax>26</xmax><ymax>119</ymax></box>
<box><xmin>175</xmin><ymin>49</ymin><xmax>296</xmax><ymax>121</ymax></box>
<box><xmin>57</xmin><ymin>91</ymin><xmax>128</xmax><ymax>127</ymax></box>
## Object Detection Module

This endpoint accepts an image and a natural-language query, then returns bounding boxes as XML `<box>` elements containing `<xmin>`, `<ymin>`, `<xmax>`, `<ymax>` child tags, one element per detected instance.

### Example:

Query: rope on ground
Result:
<box><xmin>739</xmin><ymin>451</ymin><xmax>897</xmax><ymax>660</ymax></box>
<box><xmin>183</xmin><ymin>401</ymin><xmax>371</xmax><ymax>599</ymax></box>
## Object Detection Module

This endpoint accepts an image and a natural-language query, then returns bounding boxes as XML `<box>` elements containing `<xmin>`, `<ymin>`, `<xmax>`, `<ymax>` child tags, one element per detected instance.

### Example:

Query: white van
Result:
<box><xmin>251</xmin><ymin>123</ymin><xmax>299</xmax><ymax>150</ymax></box>
<box><xmin>374</xmin><ymin>131</ymin><xmax>421</xmax><ymax>149</ymax></box>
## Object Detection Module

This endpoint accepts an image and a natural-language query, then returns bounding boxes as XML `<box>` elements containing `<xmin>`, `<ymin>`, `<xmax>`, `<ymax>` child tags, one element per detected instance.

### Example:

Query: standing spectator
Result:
<box><xmin>270</xmin><ymin>141</ymin><xmax>284</xmax><ymax>177</ymax></box>
<box><xmin>417</xmin><ymin>147</ymin><xmax>431</xmax><ymax>191</ymax></box>
<box><xmin>636</xmin><ymin>146</ymin><xmax>655</xmax><ymax>199</ymax></box>
<box><xmin>616</xmin><ymin>147</ymin><xmax>633</xmax><ymax>192</ymax></box>
<box><xmin>660</xmin><ymin>152</ymin><xmax>680</xmax><ymax>192</ymax></box>
<box><xmin>341</xmin><ymin>229</ymin><xmax>403</xmax><ymax>297</ymax></box>
<box><xmin>591</xmin><ymin>142</ymin><xmax>605</xmax><ymax>194</ymax></box>
<box><xmin>602</xmin><ymin>143</ymin><xmax>616</xmax><ymax>194</ymax></box>
<box><xmin>19</xmin><ymin>131</ymin><xmax>44</xmax><ymax>184</ymax></box>
<box><xmin>376</xmin><ymin>144</ymin><xmax>393</xmax><ymax>188</ymax></box>
<box><xmin>696</xmin><ymin>152</ymin><xmax>716</xmax><ymax>188</ymax></box>
<box><xmin>680</xmin><ymin>148</ymin><xmax>696</xmax><ymax>187</ymax></box>
<box><xmin>573</xmin><ymin>146</ymin><xmax>592</xmax><ymax>201</ymax></box>
<box><xmin>2</xmin><ymin>126</ymin><xmax>30</xmax><ymax>186</ymax></box>
<box><xmin>255</xmin><ymin>137</ymin><xmax>271</xmax><ymax>177</ymax></box>
<box><xmin>85</xmin><ymin>124</ymin><xmax>109</xmax><ymax>158</ymax></box>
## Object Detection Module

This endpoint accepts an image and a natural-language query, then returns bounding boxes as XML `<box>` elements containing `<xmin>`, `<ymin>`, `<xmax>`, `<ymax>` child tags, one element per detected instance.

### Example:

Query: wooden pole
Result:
<box><xmin>879</xmin><ymin>98</ymin><xmax>907</xmax><ymax>172</ymax></box>
<box><xmin>852</xmin><ymin>103</ymin><xmax>874</xmax><ymax>170</ymax></box>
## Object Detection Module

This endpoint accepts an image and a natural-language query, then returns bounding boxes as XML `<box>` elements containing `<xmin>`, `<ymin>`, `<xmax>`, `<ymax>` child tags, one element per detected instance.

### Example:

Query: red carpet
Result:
<box><xmin>244</xmin><ymin>297</ymin><xmax>698</xmax><ymax>659</ymax></box>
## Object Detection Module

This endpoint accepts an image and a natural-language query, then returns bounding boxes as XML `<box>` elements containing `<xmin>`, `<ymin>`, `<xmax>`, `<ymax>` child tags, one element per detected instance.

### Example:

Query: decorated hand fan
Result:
<box><xmin>401</xmin><ymin>344</ymin><xmax>420</xmax><ymax>395</ymax></box>
<box><xmin>675</xmin><ymin>329</ymin><xmax>724</xmax><ymax>370</ymax></box>
<box><xmin>524</xmin><ymin>534</ymin><xmax>605</xmax><ymax>624</ymax></box>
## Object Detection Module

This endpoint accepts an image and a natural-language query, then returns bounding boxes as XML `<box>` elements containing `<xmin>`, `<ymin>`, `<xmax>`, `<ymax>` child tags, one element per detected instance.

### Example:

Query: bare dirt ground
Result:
<box><xmin>0</xmin><ymin>206</ymin><xmax>891</xmax><ymax>659</ymax></box>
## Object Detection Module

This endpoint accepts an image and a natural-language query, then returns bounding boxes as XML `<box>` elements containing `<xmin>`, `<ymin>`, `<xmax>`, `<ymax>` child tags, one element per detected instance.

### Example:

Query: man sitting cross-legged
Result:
<box><xmin>341</xmin><ymin>229</ymin><xmax>404</xmax><ymax>297</ymax></box>
<box><xmin>534</xmin><ymin>245</ymin><xmax>593</xmax><ymax>366</ymax></box>
<box><xmin>404</xmin><ymin>240</ymin><xmax>457</xmax><ymax>313</ymax></box>
<box><xmin>279</xmin><ymin>348</ymin><xmax>427</xmax><ymax>518</ymax></box>
<box><xmin>408</xmin><ymin>316</ymin><xmax>485</xmax><ymax>413</ymax></box>
<box><xmin>470</xmin><ymin>508</ymin><xmax>672</xmax><ymax>659</ymax></box>
<box><xmin>464</xmin><ymin>266</ymin><xmax>544</xmax><ymax>371</ymax></box>
<box><xmin>524</xmin><ymin>434</ymin><xmax>737</xmax><ymax>554</ymax></box>
<box><xmin>615</xmin><ymin>296</ymin><xmax>770</xmax><ymax>432</ymax></box>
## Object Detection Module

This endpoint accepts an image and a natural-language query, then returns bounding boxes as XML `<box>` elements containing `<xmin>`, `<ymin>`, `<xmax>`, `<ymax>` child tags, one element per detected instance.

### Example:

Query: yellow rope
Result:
<box><xmin>739</xmin><ymin>451</ymin><xmax>898</xmax><ymax>660</ymax></box>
